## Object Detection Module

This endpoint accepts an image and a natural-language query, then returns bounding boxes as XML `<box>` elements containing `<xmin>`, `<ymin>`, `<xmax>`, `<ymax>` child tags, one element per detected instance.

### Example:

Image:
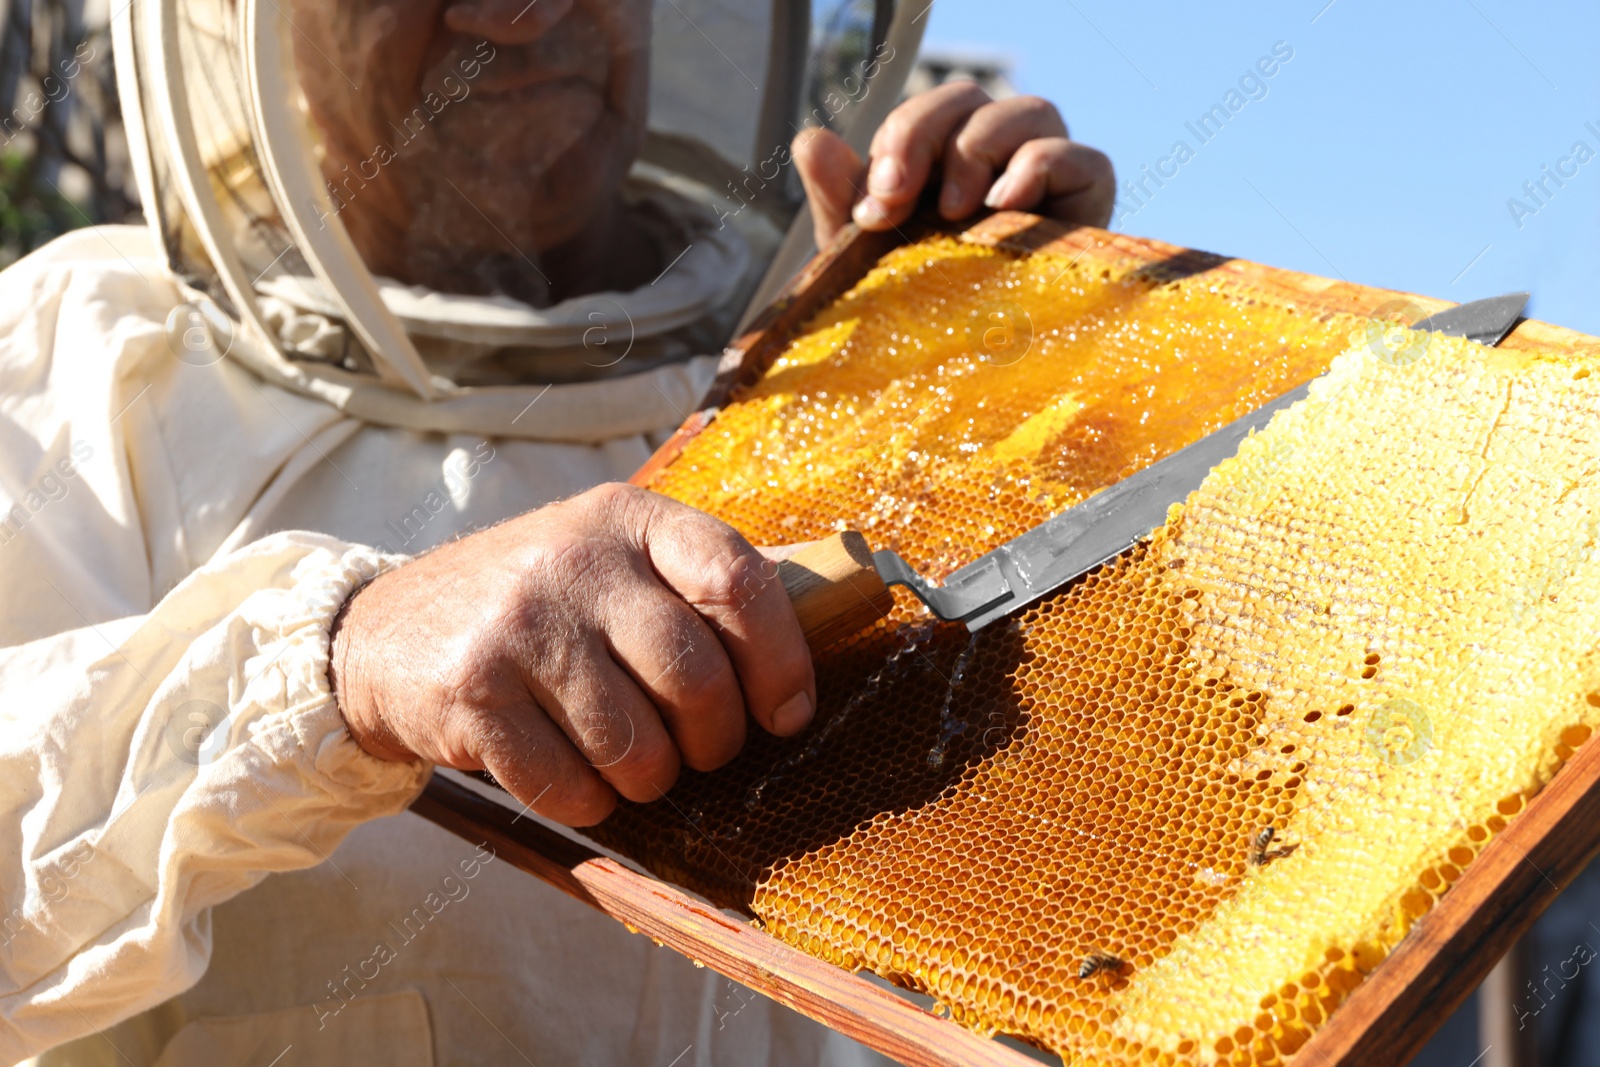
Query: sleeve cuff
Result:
<box><xmin>237</xmin><ymin>541</ymin><xmax>431</xmax><ymax>813</ymax></box>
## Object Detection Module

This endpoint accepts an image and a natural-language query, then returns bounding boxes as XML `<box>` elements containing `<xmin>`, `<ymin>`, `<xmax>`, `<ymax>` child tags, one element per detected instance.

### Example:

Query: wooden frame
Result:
<box><xmin>412</xmin><ymin>210</ymin><xmax>1600</xmax><ymax>1067</ymax></box>
<box><xmin>415</xmin><ymin>775</ymin><xmax>1042</xmax><ymax>1067</ymax></box>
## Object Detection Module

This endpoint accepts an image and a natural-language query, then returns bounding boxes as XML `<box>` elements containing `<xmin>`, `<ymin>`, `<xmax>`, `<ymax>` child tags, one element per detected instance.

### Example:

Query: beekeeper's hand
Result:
<box><xmin>793</xmin><ymin>82</ymin><xmax>1115</xmax><ymax>248</ymax></box>
<box><xmin>329</xmin><ymin>483</ymin><xmax>815</xmax><ymax>826</ymax></box>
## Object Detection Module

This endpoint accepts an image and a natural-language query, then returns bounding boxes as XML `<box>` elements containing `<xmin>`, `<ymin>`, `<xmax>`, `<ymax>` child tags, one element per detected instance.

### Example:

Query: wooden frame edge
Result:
<box><xmin>630</xmin><ymin>220</ymin><xmax>907</xmax><ymax>487</ymax></box>
<box><xmin>635</xmin><ymin>210</ymin><xmax>1599</xmax><ymax>492</ymax></box>
<box><xmin>413</xmin><ymin>775</ymin><xmax>1043</xmax><ymax>1067</ymax></box>
<box><xmin>1296</xmin><ymin>735</ymin><xmax>1600</xmax><ymax>1065</ymax></box>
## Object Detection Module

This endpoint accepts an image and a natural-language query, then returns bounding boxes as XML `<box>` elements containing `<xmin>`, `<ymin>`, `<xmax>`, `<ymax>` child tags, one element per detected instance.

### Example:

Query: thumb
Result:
<box><xmin>792</xmin><ymin>126</ymin><xmax>865</xmax><ymax>250</ymax></box>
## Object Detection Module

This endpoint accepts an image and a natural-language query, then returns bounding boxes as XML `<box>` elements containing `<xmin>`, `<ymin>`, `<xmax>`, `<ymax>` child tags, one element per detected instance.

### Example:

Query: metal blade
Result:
<box><xmin>876</xmin><ymin>291</ymin><xmax>1530</xmax><ymax>632</ymax></box>
<box><xmin>1411</xmin><ymin>291</ymin><xmax>1527</xmax><ymax>346</ymax></box>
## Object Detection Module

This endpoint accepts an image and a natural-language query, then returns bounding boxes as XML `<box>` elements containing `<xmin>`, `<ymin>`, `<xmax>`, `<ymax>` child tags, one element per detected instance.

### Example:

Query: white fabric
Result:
<box><xmin>0</xmin><ymin>230</ymin><xmax>891</xmax><ymax>1066</ymax></box>
<box><xmin>151</xmin><ymin>991</ymin><xmax>435</xmax><ymax>1067</ymax></box>
<box><xmin>194</xmin><ymin>178</ymin><xmax>736</xmax><ymax>442</ymax></box>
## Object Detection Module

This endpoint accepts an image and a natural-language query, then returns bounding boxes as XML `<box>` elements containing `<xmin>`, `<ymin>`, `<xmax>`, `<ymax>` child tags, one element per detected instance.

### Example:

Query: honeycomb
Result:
<box><xmin>583</xmin><ymin>235</ymin><xmax>1600</xmax><ymax>1064</ymax></box>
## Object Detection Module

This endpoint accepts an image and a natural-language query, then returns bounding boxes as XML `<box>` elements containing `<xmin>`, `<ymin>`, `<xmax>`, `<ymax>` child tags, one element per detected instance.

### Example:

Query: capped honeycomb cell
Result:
<box><xmin>583</xmin><ymin>235</ymin><xmax>1600</xmax><ymax>1064</ymax></box>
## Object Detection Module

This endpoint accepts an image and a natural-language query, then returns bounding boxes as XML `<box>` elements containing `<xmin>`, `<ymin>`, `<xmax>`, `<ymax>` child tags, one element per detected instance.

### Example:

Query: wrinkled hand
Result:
<box><xmin>330</xmin><ymin>484</ymin><xmax>815</xmax><ymax>826</ymax></box>
<box><xmin>793</xmin><ymin>82</ymin><xmax>1116</xmax><ymax>249</ymax></box>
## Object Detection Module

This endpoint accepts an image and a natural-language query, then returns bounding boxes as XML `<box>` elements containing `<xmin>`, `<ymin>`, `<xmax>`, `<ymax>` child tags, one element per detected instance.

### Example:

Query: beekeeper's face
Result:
<box><xmin>290</xmin><ymin>0</ymin><xmax>652</xmax><ymax>303</ymax></box>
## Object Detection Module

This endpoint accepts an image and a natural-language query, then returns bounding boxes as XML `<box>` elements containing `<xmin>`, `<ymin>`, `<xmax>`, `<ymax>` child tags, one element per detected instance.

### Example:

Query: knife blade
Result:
<box><xmin>775</xmin><ymin>292</ymin><xmax>1529</xmax><ymax>649</ymax></box>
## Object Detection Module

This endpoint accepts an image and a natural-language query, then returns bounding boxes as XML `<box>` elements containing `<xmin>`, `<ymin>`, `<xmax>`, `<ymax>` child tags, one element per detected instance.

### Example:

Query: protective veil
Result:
<box><xmin>0</xmin><ymin>1</ymin><xmax>923</xmax><ymax>1062</ymax></box>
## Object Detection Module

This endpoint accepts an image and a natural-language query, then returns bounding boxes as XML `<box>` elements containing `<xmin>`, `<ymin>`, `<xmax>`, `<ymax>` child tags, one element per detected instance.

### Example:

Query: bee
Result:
<box><xmin>1249</xmin><ymin>826</ymin><xmax>1299</xmax><ymax>867</ymax></box>
<box><xmin>1078</xmin><ymin>952</ymin><xmax>1126</xmax><ymax>980</ymax></box>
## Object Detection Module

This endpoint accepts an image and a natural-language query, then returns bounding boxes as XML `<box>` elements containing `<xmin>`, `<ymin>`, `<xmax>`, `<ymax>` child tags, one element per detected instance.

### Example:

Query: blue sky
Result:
<box><xmin>922</xmin><ymin>0</ymin><xmax>1600</xmax><ymax>335</ymax></box>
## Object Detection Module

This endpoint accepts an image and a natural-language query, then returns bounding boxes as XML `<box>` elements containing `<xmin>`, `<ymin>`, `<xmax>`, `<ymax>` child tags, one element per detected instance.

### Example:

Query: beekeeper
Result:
<box><xmin>0</xmin><ymin>0</ymin><xmax>1113</xmax><ymax>1063</ymax></box>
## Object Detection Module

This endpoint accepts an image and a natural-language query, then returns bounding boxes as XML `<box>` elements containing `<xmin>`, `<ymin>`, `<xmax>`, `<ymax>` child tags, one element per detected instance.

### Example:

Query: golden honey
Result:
<box><xmin>585</xmin><ymin>236</ymin><xmax>1600</xmax><ymax>1064</ymax></box>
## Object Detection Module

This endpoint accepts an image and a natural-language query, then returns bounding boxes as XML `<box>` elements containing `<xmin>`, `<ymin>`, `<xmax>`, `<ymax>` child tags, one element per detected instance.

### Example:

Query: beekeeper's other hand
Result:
<box><xmin>329</xmin><ymin>484</ymin><xmax>815</xmax><ymax>826</ymax></box>
<box><xmin>793</xmin><ymin>82</ymin><xmax>1115</xmax><ymax>248</ymax></box>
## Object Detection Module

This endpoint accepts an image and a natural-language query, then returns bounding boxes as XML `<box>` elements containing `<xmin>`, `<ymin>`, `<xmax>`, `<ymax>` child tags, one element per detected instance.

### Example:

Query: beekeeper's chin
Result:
<box><xmin>290</xmin><ymin>0</ymin><xmax>655</xmax><ymax>306</ymax></box>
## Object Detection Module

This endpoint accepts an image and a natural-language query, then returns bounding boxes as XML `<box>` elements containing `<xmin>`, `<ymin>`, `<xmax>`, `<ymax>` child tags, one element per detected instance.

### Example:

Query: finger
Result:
<box><xmin>984</xmin><ymin>138</ymin><xmax>1117</xmax><ymax>229</ymax></box>
<box><xmin>529</xmin><ymin>646</ymin><xmax>683</xmax><ymax>804</ymax></box>
<box><xmin>938</xmin><ymin>96</ymin><xmax>1068</xmax><ymax>220</ymax></box>
<box><xmin>792</xmin><ymin>126</ymin><xmax>866</xmax><ymax>250</ymax></box>
<box><xmin>471</xmin><ymin>699</ymin><xmax>618</xmax><ymax>826</ymax></box>
<box><xmin>854</xmin><ymin>81</ymin><xmax>993</xmax><ymax>231</ymax></box>
<box><xmin>607</xmin><ymin>587</ymin><xmax>747</xmax><ymax>772</ymax></box>
<box><xmin>634</xmin><ymin>494</ymin><xmax>816</xmax><ymax>738</ymax></box>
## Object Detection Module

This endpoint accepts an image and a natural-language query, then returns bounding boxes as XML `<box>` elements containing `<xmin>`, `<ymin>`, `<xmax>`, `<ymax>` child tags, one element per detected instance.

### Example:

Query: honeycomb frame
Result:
<box><xmin>414</xmin><ymin>212</ymin><xmax>1600</xmax><ymax>1067</ymax></box>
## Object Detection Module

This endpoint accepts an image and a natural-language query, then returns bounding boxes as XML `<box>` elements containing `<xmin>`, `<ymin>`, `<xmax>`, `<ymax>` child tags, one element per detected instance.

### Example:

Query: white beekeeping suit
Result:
<box><xmin>0</xmin><ymin>0</ymin><xmax>923</xmax><ymax>1062</ymax></box>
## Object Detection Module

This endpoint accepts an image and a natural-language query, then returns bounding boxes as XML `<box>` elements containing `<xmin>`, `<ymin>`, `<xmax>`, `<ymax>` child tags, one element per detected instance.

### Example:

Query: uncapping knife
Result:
<box><xmin>775</xmin><ymin>292</ymin><xmax>1529</xmax><ymax>650</ymax></box>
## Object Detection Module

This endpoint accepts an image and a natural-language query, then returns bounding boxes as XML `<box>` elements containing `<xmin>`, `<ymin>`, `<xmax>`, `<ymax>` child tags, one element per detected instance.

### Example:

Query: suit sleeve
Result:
<box><xmin>0</xmin><ymin>533</ymin><xmax>430</xmax><ymax>1060</ymax></box>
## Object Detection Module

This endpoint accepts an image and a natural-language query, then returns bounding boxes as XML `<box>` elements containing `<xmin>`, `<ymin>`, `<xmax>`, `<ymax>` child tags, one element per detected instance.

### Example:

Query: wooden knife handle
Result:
<box><xmin>776</xmin><ymin>532</ymin><xmax>895</xmax><ymax>652</ymax></box>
